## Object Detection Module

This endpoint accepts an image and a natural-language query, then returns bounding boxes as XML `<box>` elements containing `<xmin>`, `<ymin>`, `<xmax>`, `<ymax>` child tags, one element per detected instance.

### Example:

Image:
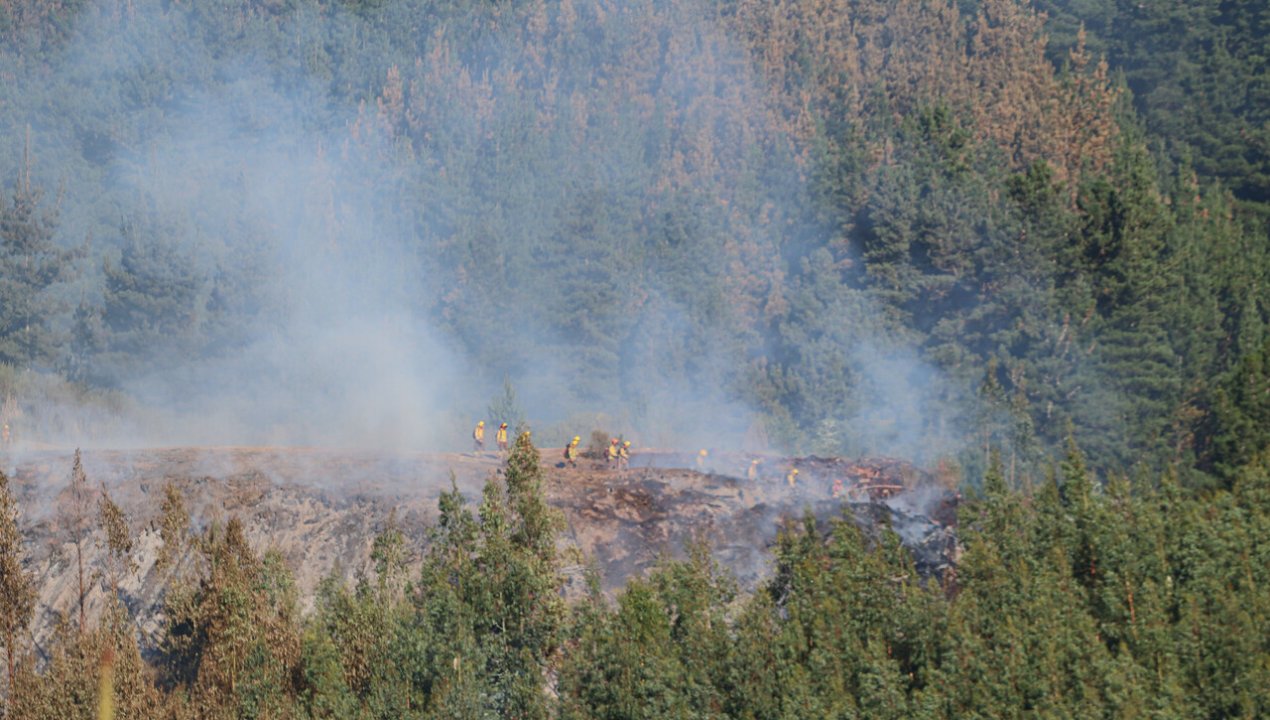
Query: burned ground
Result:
<box><xmin>3</xmin><ymin>446</ymin><xmax>959</xmax><ymax>660</ymax></box>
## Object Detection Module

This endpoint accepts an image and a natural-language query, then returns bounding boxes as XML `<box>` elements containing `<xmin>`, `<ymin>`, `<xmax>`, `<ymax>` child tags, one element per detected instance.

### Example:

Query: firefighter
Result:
<box><xmin>564</xmin><ymin>436</ymin><xmax>580</xmax><ymax>468</ymax></box>
<box><xmin>747</xmin><ymin>458</ymin><xmax>761</xmax><ymax>480</ymax></box>
<box><xmin>786</xmin><ymin>467</ymin><xmax>799</xmax><ymax>487</ymax></box>
<box><xmin>696</xmin><ymin>449</ymin><xmax>708</xmax><ymax>470</ymax></box>
<box><xmin>473</xmin><ymin>421</ymin><xmax>485</xmax><ymax>451</ymax></box>
<box><xmin>496</xmin><ymin>422</ymin><xmax>509</xmax><ymax>451</ymax></box>
<box><xmin>607</xmin><ymin>438</ymin><xmax>620</xmax><ymax>468</ymax></box>
<box><xmin>619</xmin><ymin>441</ymin><xmax>631</xmax><ymax>470</ymax></box>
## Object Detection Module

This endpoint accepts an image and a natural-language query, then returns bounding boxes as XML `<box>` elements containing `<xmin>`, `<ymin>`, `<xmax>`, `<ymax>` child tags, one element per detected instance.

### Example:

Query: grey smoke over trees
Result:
<box><xmin>0</xmin><ymin>0</ymin><xmax>1263</xmax><ymax>486</ymax></box>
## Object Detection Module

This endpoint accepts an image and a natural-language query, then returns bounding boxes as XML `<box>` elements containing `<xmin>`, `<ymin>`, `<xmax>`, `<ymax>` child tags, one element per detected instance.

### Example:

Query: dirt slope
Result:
<box><xmin>3</xmin><ymin>446</ymin><xmax>958</xmax><ymax>660</ymax></box>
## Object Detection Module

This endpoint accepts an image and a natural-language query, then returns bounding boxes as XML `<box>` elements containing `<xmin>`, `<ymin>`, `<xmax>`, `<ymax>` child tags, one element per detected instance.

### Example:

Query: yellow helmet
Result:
<box><xmin>791</xmin><ymin>468</ymin><xmax>799</xmax><ymax>474</ymax></box>
<box><xmin>500</xmin><ymin>422</ymin><xmax>507</xmax><ymax>428</ymax></box>
<box><xmin>751</xmin><ymin>458</ymin><xmax>759</xmax><ymax>464</ymax></box>
<box><xmin>624</xmin><ymin>441</ymin><xmax>631</xmax><ymax>447</ymax></box>
<box><xmin>478</xmin><ymin>421</ymin><xmax>485</xmax><ymax>426</ymax></box>
<box><xmin>572</xmin><ymin>436</ymin><xmax>580</xmax><ymax>444</ymax></box>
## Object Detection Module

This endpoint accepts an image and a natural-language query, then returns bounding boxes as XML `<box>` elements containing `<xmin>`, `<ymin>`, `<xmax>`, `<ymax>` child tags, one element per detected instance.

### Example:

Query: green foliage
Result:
<box><xmin>1038</xmin><ymin>0</ymin><xmax>1270</xmax><ymax>214</ymax></box>
<box><xmin>8</xmin><ymin>606</ymin><xmax>161</xmax><ymax>720</ymax></box>
<box><xmin>0</xmin><ymin>1</ymin><xmax>1267</xmax><ymax>713</ymax></box>
<box><xmin>0</xmin><ymin>469</ymin><xmax>36</xmax><ymax>694</ymax></box>
<box><xmin>486</xmin><ymin>376</ymin><xmax>524</xmax><ymax>432</ymax></box>
<box><xmin>7</xmin><ymin>429</ymin><xmax>1270</xmax><ymax>717</ymax></box>
<box><xmin>0</xmin><ymin>167</ymin><xmax>72</xmax><ymax>369</ymax></box>
<box><xmin>58</xmin><ymin>449</ymin><xmax>95</xmax><ymax>633</ymax></box>
<box><xmin>97</xmin><ymin>484</ymin><xmax>136</xmax><ymax>601</ymax></box>
<box><xmin>160</xmin><ymin>517</ymin><xmax>301</xmax><ymax>716</ymax></box>
<box><xmin>155</xmin><ymin>481</ymin><xmax>190</xmax><ymax>573</ymax></box>
<box><xmin>0</xmin><ymin>0</ymin><xmax>1263</xmax><ymax>487</ymax></box>
<box><xmin>292</xmin><ymin>432</ymin><xmax>567</xmax><ymax>718</ymax></box>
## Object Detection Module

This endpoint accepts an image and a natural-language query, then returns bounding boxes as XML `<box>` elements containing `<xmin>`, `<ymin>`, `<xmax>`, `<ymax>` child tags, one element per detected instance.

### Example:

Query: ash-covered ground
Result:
<box><xmin>2</xmin><ymin>446</ymin><xmax>959</xmax><ymax>660</ymax></box>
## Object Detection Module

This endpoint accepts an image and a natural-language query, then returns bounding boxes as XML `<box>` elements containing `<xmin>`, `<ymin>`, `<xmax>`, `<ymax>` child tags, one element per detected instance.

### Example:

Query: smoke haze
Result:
<box><xmin>2</xmin><ymin>0</ymin><xmax>966</xmax><ymax>462</ymax></box>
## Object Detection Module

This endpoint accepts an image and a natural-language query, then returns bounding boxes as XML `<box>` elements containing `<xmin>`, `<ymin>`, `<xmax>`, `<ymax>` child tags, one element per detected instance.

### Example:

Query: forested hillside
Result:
<box><xmin>0</xmin><ymin>2</ymin><xmax>1268</xmax><ymax>713</ymax></box>
<box><xmin>1</xmin><ymin>0</ymin><xmax>1266</xmax><ymax>485</ymax></box>
<box><xmin>1036</xmin><ymin>0</ymin><xmax>1269</xmax><ymax>215</ymax></box>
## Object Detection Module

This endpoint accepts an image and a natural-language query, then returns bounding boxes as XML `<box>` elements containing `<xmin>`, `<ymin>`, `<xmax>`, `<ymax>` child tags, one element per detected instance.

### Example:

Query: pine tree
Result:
<box><xmin>57</xmin><ymin>449</ymin><xmax>94</xmax><ymax>633</ymax></box>
<box><xmin>160</xmin><ymin>517</ymin><xmax>301</xmax><ymax>711</ymax></box>
<box><xmin>0</xmin><ymin>141</ymin><xmax>72</xmax><ymax>369</ymax></box>
<box><xmin>154</xmin><ymin>480</ymin><xmax>189</xmax><ymax>573</ymax></box>
<box><xmin>97</xmin><ymin>484</ymin><xmax>135</xmax><ymax>602</ymax></box>
<box><xmin>0</xmin><ymin>469</ymin><xmax>36</xmax><ymax>695</ymax></box>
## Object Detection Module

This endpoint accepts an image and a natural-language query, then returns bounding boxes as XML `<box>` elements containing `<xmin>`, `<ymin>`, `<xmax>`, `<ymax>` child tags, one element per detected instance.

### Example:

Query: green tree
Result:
<box><xmin>160</xmin><ymin>517</ymin><xmax>301</xmax><ymax>716</ymax></box>
<box><xmin>154</xmin><ymin>480</ymin><xmax>190</xmax><ymax>573</ymax></box>
<box><xmin>91</xmin><ymin>214</ymin><xmax>207</xmax><ymax>387</ymax></box>
<box><xmin>0</xmin><ymin>469</ymin><xmax>35</xmax><ymax>696</ymax></box>
<box><xmin>0</xmin><ymin>153</ymin><xmax>72</xmax><ymax>369</ymax></box>
<box><xmin>57</xmin><ymin>449</ymin><xmax>94</xmax><ymax>633</ymax></box>
<box><xmin>97</xmin><ymin>484</ymin><xmax>135</xmax><ymax>601</ymax></box>
<box><xmin>7</xmin><ymin>606</ymin><xmax>161</xmax><ymax>720</ymax></box>
<box><xmin>487</xmin><ymin>376</ymin><xmax>524</xmax><ymax>431</ymax></box>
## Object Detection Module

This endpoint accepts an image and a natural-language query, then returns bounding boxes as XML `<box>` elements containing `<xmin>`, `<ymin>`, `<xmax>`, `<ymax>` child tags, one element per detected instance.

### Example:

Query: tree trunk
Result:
<box><xmin>5</xmin><ymin>628</ymin><xmax>14</xmax><ymax>695</ymax></box>
<box><xmin>76</xmin><ymin>538</ymin><xmax>86</xmax><ymax>632</ymax></box>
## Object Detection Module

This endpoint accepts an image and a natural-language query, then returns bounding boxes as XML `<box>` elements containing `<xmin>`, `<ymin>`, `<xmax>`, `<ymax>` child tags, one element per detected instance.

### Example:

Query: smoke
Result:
<box><xmin>1</xmin><ymin>0</ymin><xmax>969</xmax><ymax>464</ymax></box>
<box><xmin>841</xmin><ymin>343</ymin><xmax>967</xmax><ymax>465</ymax></box>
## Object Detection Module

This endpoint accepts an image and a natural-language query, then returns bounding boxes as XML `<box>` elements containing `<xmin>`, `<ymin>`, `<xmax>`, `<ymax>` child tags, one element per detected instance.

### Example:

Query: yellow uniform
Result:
<box><xmin>747</xmin><ymin>459</ymin><xmax>760</xmax><ymax>480</ymax></box>
<box><xmin>473</xmin><ymin>421</ymin><xmax>485</xmax><ymax>451</ymax></box>
<box><xmin>564</xmin><ymin>436</ymin><xmax>580</xmax><ymax>467</ymax></box>
<box><xmin>619</xmin><ymin>441</ymin><xmax>631</xmax><ymax>469</ymax></box>
<box><xmin>496</xmin><ymin>423</ymin><xmax>509</xmax><ymax>451</ymax></box>
<box><xmin>786</xmin><ymin>468</ymin><xmax>799</xmax><ymax>487</ymax></box>
<box><xmin>607</xmin><ymin>439</ymin><xmax>619</xmax><ymax>467</ymax></box>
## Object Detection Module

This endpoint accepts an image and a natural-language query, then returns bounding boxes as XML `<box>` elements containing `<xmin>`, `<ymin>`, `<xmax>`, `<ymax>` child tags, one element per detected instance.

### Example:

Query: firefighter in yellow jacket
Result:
<box><xmin>618</xmin><ymin>441</ymin><xmax>631</xmax><ymax>470</ymax></box>
<box><xmin>473</xmin><ymin>421</ymin><xmax>485</xmax><ymax>451</ymax></box>
<box><xmin>786</xmin><ymin>467</ymin><xmax>799</xmax><ymax>487</ymax></box>
<box><xmin>496</xmin><ymin>422</ymin><xmax>509</xmax><ymax>451</ymax></box>
<box><xmin>607</xmin><ymin>438</ymin><xmax>620</xmax><ymax>468</ymax></box>
<box><xmin>564</xmin><ymin>436</ymin><xmax>580</xmax><ymax>468</ymax></box>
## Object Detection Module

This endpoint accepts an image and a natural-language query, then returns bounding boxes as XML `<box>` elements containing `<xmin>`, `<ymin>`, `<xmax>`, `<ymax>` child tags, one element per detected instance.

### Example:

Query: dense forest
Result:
<box><xmin>0</xmin><ymin>0</ymin><xmax>1267</xmax><ymax>716</ymax></box>
<box><xmin>0</xmin><ymin>0</ymin><xmax>1261</xmax><ymax>480</ymax></box>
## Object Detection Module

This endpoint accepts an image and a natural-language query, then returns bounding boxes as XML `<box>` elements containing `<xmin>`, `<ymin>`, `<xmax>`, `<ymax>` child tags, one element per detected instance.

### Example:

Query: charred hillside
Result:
<box><xmin>4</xmin><ymin>446</ymin><xmax>957</xmax><ymax>658</ymax></box>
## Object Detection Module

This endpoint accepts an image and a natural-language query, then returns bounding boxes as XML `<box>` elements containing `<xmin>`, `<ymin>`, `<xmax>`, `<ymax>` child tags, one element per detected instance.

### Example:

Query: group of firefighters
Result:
<box><xmin>471</xmin><ymin>420</ymin><xmax>512</xmax><ymax>452</ymax></box>
<box><xmin>562</xmin><ymin>435</ymin><xmax>632</xmax><ymax>469</ymax></box>
<box><xmin>469</xmin><ymin>420</ymin><xmax>860</xmax><ymax>496</ymax></box>
<box><xmin>471</xmin><ymin>421</ymin><xmax>634</xmax><ymax>469</ymax></box>
<box><xmin>472</xmin><ymin>421</ymin><xmax>807</xmax><ymax>486</ymax></box>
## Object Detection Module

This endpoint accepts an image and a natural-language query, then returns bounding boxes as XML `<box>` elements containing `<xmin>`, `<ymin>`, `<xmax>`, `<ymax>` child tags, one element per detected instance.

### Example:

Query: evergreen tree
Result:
<box><xmin>0</xmin><ymin>156</ymin><xmax>72</xmax><ymax>369</ymax></box>
<box><xmin>57</xmin><ymin>449</ymin><xmax>94</xmax><ymax>633</ymax></box>
<box><xmin>160</xmin><ymin>517</ymin><xmax>301</xmax><ymax>715</ymax></box>
<box><xmin>0</xmin><ymin>469</ymin><xmax>35</xmax><ymax>696</ymax></box>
